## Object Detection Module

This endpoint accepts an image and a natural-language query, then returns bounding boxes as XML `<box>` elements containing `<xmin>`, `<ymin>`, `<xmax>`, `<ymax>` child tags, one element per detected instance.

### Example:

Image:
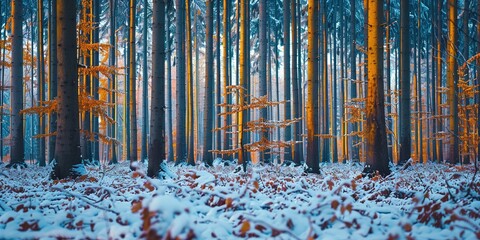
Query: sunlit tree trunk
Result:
<box><xmin>8</xmin><ymin>0</ymin><xmax>25</xmax><ymax>168</ymax></box>
<box><xmin>175</xmin><ymin>0</ymin><xmax>187</xmax><ymax>164</ymax></box>
<box><xmin>446</xmin><ymin>0</ymin><xmax>458</xmax><ymax>164</ymax></box>
<box><xmin>306</xmin><ymin>0</ymin><xmax>319</xmax><ymax>174</ymax></box>
<box><xmin>52</xmin><ymin>0</ymin><xmax>84</xmax><ymax>179</ymax></box>
<box><xmin>186</xmin><ymin>0</ymin><xmax>194</xmax><ymax>165</ymax></box>
<box><xmin>147</xmin><ymin>0</ymin><xmax>166</xmax><ymax>178</ymax></box>
<box><xmin>238</xmin><ymin>0</ymin><xmax>248</xmax><ymax>170</ymax></box>
<box><xmin>363</xmin><ymin>0</ymin><xmax>390</xmax><ymax>176</ymax></box>
<box><xmin>128</xmin><ymin>0</ymin><xmax>138</xmax><ymax>167</ymax></box>
<box><xmin>399</xmin><ymin>0</ymin><xmax>411</xmax><ymax>164</ymax></box>
<box><xmin>108</xmin><ymin>0</ymin><xmax>118</xmax><ymax>164</ymax></box>
<box><xmin>215</xmin><ymin>0</ymin><xmax>221</xmax><ymax>158</ymax></box>
<box><xmin>222</xmin><ymin>0</ymin><xmax>230</xmax><ymax>154</ymax></box>
<box><xmin>320</xmin><ymin>0</ymin><xmax>329</xmax><ymax>163</ymax></box>
<box><xmin>385</xmin><ymin>0</ymin><xmax>392</xmax><ymax>162</ymax></box>
<box><xmin>203</xmin><ymin>0</ymin><xmax>215</xmax><ymax>166</ymax></box>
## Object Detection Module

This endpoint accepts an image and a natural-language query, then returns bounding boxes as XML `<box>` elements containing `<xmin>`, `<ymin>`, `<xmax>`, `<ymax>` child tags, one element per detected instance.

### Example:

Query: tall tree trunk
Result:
<box><xmin>306</xmin><ymin>0</ymin><xmax>319</xmax><ymax>173</ymax></box>
<box><xmin>166</xmin><ymin>2</ymin><xmax>174</xmax><ymax>162</ymax></box>
<box><xmin>215</xmin><ymin>0</ymin><xmax>221</xmax><ymax>158</ymax></box>
<box><xmin>52</xmin><ymin>0</ymin><xmax>84</xmax><ymax>179</ymax></box>
<box><xmin>141</xmin><ymin>0</ymin><xmax>149</xmax><ymax>162</ymax></box>
<box><xmin>81</xmin><ymin>1</ymin><xmax>92</xmax><ymax>163</ymax></box>
<box><xmin>129</xmin><ymin>0</ymin><xmax>138</xmax><ymax>167</ymax></box>
<box><xmin>399</xmin><ymin>0</ymin><xmax>411</xmax><ymax>164</ymax></box>
<box><xmin>8</xmin><ymin>0</ymin><xmax>25</xmax><ymax>168</ymax></box>
<box><xmin>385</xmin><ymin>0</ymin><xmax>392</xmax><ymax>162</ymax></box>
<box><xmin>148</xmin><ymin>0</ymin><xmax>166</xmax><ymax>178</ymax></box>
<box><xmin>92</xmin><ymin>0</ymin><xmax>100</xmax><ymax>163</ymax></box>
<box><xmin>38</xmin><ymin>0</ymin><xmax>46</xmax><ymax>166</ymax></box>
<box><xmin>320</xmin><ymin>0</ymin><xmax>329</xmax><ymax>163</ymax></box>
<box><xmin>203</xmin><ymin>0</ymin><xmax>215</xmax><ymax>166</ymax></box>
<box><xmin>48</xmin><ymin>0</ymin><xmax>57</xmax><ymax>163</ymax></box>
<box><xmin>175</xmin><ymin>0</ymin><xmax>187</xmax><ymax>164</ymax></box>
<box><xmin>0</xmin><ymin>2</ymin><xmax>4</xmax><ymax>163</ymax></box>
<box><xmin>290</xmin><ymin>0</ymin><xmax>301</xmax><ymax>165</ymax></box>
<box><xmin>363</xmin><ymin>0</ymin><xmax>390</xmax><ymax>176</ymax></box>
<box><xmin>186</xmin><ymin>0</ymin><xmax>194</xmax><ymax>165</ymax></box>
<box><xmin>436</xmin><ymin>0</ymin><xmax>443</xmax><ymax>162</ymax></box>
<box><xmin>222</xmin><ymin>0</ymin><xmax>230</xmax><ymax>153</ymax></box>
<box><xmin>446</xmin><ymin>0</ymin><xmax>458</xmax><ymax>164</ymax></box>
<box><xmin>283</xmin><ymin>0</ymin><xmax>291</xmax><ymax>161</ymax></box>
<box><xmin>108</xmin><ymin>0</ymin><xmax>118</xmax><ymax>164</ymax></box>
<box><xmin>258</xmin><ymin>0</ymin><xmax>268</xmax><ymax>163</ymax></box>
<box><xmin>349</xmin><ymin>0</ymin><xmax>358</xmax><ymax>161</ymax></box>
<box><xmin>238</xmin><ymin>0</ymin><xmax>248</xmax><ymax>170</ymax></box>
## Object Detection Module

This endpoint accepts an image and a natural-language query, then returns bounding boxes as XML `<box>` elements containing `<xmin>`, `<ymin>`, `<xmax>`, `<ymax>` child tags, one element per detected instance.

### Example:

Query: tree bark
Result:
<box><xmin>147</xmin><ymin>0</ymin><xmax>166</xmax><ymax>178</ymax></box>
<box><xmin>141</xmin><ymin>0</ymin><xmax>149</xmax><ymax>162</ymax></box>
<box><xmin>129</xmin><ymin>0</ymin><xmax>138</xmax><ymax>167</ymax></box>
<box><xmin>175</xmin><ymin>0</ymin><xmax>187</xmax><ymax>164</ymax></box>
<box><xmin>283</xmin><ymin>0</ymin><xmax>291</xmax><ymax>161</ymax></box>
<box><xmin>52</xmin><ymin>0</ymin><xmax>84</xmax><ymax>179</ymax></box>
<box><xmin>399</xmin><ymin>0</ymin><xmax>411</xmax><ymax>164</ymax></box>
<box><xmin>363</xmin><ymin>0</ymin><xmax>390</xmax><ymax>176</ymax></box>
<box><xmin>306</xmin><ymin>0</ymin><xmax>319</xmax><ymax>174</ymax></box>
<box><xmin>203</xmin><ymin>0</ymin><xmax>215</xmax><ymax>166</ymax></box>
<box><xmin>38</xmin><ymin>0</ymin><xmax>46</xmax><ymax>166</ymax></box>
<box><xmin>8</xmin><ymin>0</ymin><xmax>25</xmax><ymax>168</ymax></box>
<box><xmin>108</xmin><ymin>0</ymin><xmax>118</xmax><ymax>164</ymax></box>
<box><xmin>166</xmin><ymin>2</ymin><xmax>174</xmax><ymax>162</ymax></box>
<box><xmin>446</xmin><ymin>0</ymin><xmax>458</xmax><ymax>164</ymax></box>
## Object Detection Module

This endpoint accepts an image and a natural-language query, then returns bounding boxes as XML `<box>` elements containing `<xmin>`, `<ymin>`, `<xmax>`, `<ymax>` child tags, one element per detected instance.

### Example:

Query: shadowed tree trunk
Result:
<box><xmin>147</xmin><ymin>0</ymin><xmax>166</xmax><ymax>178</ymax></box>
<box><xmin>108</xmin><ymin>0</ymin><xmax>118</xmax><ymax>164</ymax></box>
<box><xmin>37</xmin><ymin>0</ymin><xmax>46</xmax><ymax>166</ymax></box>
<box><xmin>166</xmin><ymin>2</ymin><xmax>174</xmax><ymax>162</ymax></box>
<box><xmin>283</xmin><ymin>0</ymin><xmax>291</xmax><ymax>162</ymax></box>
<box><xmin>203</xmin><ymin>0</ymin><xmax>214</xmax><ymax>166</ymax></box>
<box><xmin>399</xmin><ymin>0</ymin><xmax>411</xmax><ymax>164</ymax></box>
<box><xmin>363</xmin><ymin>0</ymin><xmax>390</xmax><ymax>177</ymax></box>
<box><xmin>7</xmin><ymin>0</ymin><xmax>25</xmax><ymax>168</ymax></box>
<box><xmin>141</xmin><ymin>0</ymin><xmax>149</xmax><ymax>162</ymax></box>
<box><xmin>48</xmin><ymin>0</ymin><xmax>58</xmax><ymax>163</ymax></box>
<box><xmin>259</xmin><ymin>0</ymin><xmax>267</xmax><ymax>163</ymax></box>
<box><xmin>175</xmin><ymin>0</ymin><xmax>187</xmax><ymax>164</ymax></box>
<box><xmin>51</xmin><ymin>0</ymin><xmax>84</xmax><ymax>179</ymax></box>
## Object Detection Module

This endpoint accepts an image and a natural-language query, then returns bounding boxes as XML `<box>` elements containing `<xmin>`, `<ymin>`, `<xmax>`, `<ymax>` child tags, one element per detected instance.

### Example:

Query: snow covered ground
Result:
<box><xmin>0</xmin><ymin>161</ymin><xmax>479</xmax><ymax>239</ymax></box>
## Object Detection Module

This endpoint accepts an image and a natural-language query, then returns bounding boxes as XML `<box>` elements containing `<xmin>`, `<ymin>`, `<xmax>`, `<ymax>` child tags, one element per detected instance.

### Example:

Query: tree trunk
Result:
<box><xmin>92</xmin><ymin>0</ymin><xmax>100</xmax><ymax>163</ymax></box>
<box><xmin>175</xmin><ymin>0</ymin><xmax>187</xmax><ymax>164</ymax></box>
<box><xmin>108</xmin><ymin>0</ymin><xmax>118</xmax><ymax>164</ymax></box>
<box><xmin>8</xmin><ymin>0</ymin><xmax>25</xmax><ymax>168</ymax></box>
<box><xmin>166</xmin><ymin>2</ymin><xmax>174</xmax><ymax>162</ymax></box>
<box><xmin>222</xmin><ymin>0</ymin><xmax>230</xmax><ymax>154</ymax></box>
<box><xmin>203</xmin><ymin>0</ymin><xmax>215</xmax><ymax>166</ymax></box>
<box><xmin>48</xmin><ymin>0</ymin><xmax>57</xmax><ymax>163</ymax></box>
<box><xmin>283</xmin><ymin>0</ymin><xmax>291</xmax><ymax>161</ymax></box>
<box><xmin>399</xmin><ymin>0</ymin><xmax>411</xmax><ymax>164</ymax></box>
<box><xmin>81</xmin><ymin>2</ymin><xmax>92</xmax><ymax>163</ymax></box>
<box><xmin>290</xmin><ymin>0</ymin><xmax>301</xmax><ymax>165</ymax></box>
<box><xmin>186</xmin><ymin>0</ymin><xmax>194</xmax><ymax>165</ymax></box>
<box><xmin>349</xmin><ymin>0</ymin><xmax>358</xmax><ymax>161</ymax></box>
<box><xmin>37</xmin><ymin>0</ymin><xmax>46</xmax><ymax>166</ymax></box>
<box><xmin>141</xmin><ymin>0</ymin><xmax>149</xmax><ymax>162</ymax></box>
<box><xmin>147</xmin><ymin>0</ymin><xmax>166</xmax><ymax>178</ymax></box>
<box><xmin>52</xmin><ymin>0</ymin><xmax>84</xmax><ymax>179</ymax></box>
<box><xmin>215</xmin><ymin>0</ymin><xmax>221</xmax><ymax>158</ymax></box>
<box><xmin>446</xmin><ymin>0</ymin><xmax>458</xmax><ymax>164</ymax></box>
<box><xmin>363</xmin><ymin>0</ymin><xmax>390</xmax><ymax>176</ymax></box>
<box><xmin>306</xmin><ymin>0</ymin><xmax>319</xmax><ymax>174</ymax></box>
<box><xmin>129</xmin><ymin>0</ymin><xmax>138</xmax><ymax>167</ymax></box>
<box><xmin>258</xmin><ymin>0</ymin><xmax>268</xmax><ymax>163</ymax></box>
<box><xmin>238</xmin><ymin>0</ymin><xmax>248</xmax><ymax>170</ymax></box>
<box><xmin>320</xmin><ymin>0</ymin><xmax>329</xmax><ymax>163</ymax></box>
<box><xmin>436</xmin><ymin>0</ymin><xmax>443</xmax><ymax>162</ymax></box>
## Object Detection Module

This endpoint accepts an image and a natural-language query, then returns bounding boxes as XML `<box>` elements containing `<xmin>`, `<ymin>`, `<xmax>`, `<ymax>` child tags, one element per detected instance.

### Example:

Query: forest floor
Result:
<box><xmin>0</xmin><ymin>160</ymin><xmax>479</xmax><ymax>239</ymax></box>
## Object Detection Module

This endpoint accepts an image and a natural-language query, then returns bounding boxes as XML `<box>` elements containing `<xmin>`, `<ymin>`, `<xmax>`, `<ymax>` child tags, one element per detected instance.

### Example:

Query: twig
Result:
<box><xmin>51</xmin><ymin>186</ymin><xmax>119</xmax><ymax>215</ymax></box>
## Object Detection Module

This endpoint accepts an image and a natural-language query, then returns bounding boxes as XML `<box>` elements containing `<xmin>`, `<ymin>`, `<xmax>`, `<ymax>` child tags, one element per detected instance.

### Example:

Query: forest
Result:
<box><xmin>0</xmin><ymin>0</ymin><xmax>479</xmax><ymax>239</ymax></box>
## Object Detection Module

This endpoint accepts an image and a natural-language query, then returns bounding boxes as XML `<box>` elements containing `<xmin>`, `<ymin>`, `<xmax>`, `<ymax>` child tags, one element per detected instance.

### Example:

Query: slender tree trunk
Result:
<box><xmin>215</xmin><ymin>0</ymin><xmax>221</xmax><ymax>158</ymax></box>
<box><xmin>203</xmin><ymin>0</ymin><xmax>215</xmax><ymax>166</ymax></box>
<box><xmin>48</xmin><ymin>0</ymin><xmax>57</xmax><ymax>163</ymax></box>
<box><xmin>306</xmin><ymin>0</ymin><xmax>319</xmax><ymax>174</ymax></box>
<box><xmin>436</xmin><ymin>0</ymin><xmax>443</xmax><ymax>162</ymax></box>
<box><xmin>363</xmin><ymin>0</ymin><xmax>390</xmax><ymax>176</ymax></box>
<box><xmin>8</xmin><ymin>0</ymin><xmax>25</xmax><ymax>168</ymax></box>
<box><xmin>148</xmin><ymin>0</ymin><xmax>166</xmax><ymax>178</ymax></box>
<box><xmin>186</xmin><ymin>0</ymin><xmax>194</xmax><ymax>165</ymax></box>
<box><xmin>166</xmin><ymin>2</ymin><xmax>174</xmax><ymax>162</ymax></box>
<box><xmin>128</xmin><ymin>0</ymin><xmax>138</xmax><ymax>167</ymax></box>
<box><xmin>349</xmin><ymin>0</ymin><xmax>358</xmax><ymax>161</ymax></box>
<box><xmin>238</xmin><ymin>0</ymin><xmax>248</xmax><ymax>170</ymax></box>
<box><xmin>52</xmin><ymin>0</ymin><xmax>84</xmax><ymax>179</ymax></box>
<box><xmin>108</xmin><ymin>0</ymin><xmax>118</xmax><ymax>164</ymax></box>
<box><xmin>0</xmin><ymin>2</ymin><xmax>4</xmax><ymax>163</ymax></box>
<box><xmin>258</xmin><ymin>0</ymin><xmax>268</xmax><ymax>163</ymax></box>
<box><xmin>37</xmin><ymin>0</ymin><xmax>46</xmax><ymax>166</ymax></box>
<box><xmin>446</xmin><ymin>0</ymin><xmax>459</xmax><ymax>164</ymax></box>
<box><xmin>175</xmin><ymin>0</ymin><xmax>187</xmax><ymax>164</ymax></box>
<box><xmin>81</xmin><ymin>2</ymin><xmax>92</xmax><ymax>163</ymax></box>
<box><xmin>399</xmin><ymin>0</ymin><xmax>411</xmax><ymax>164</ymax></box>
<box><xmin>92</xmin><ymin>0</ymin><xmax>100</xmax><ymax>163</ymax></box>
<box><xmin>141</xmin><ymin>0</ymin><xmax>149</xmax><ymax>162</ymax></box>
<box><xmin>290</xmin><ymin>0</ymin><xmax>301</xmax><ymax>165</ymax></box>
<box><xmin>320</xmin><ymin>0</ymin><xmax>329</xmax><ymax>163</ymax></box>
<box><xmin>222</xmin><ymin>0</ymin><xmax>230</xmax><ymax>154</ymax></box>
<box><xmin>283</xmin><ymin>0</ymin><xmax>291</xmax><ymax>161</ymax></box>
<box><xmin>385</xmin><ymin>0</ymin><xmax>392</xmax><ymax>162</ymax></box>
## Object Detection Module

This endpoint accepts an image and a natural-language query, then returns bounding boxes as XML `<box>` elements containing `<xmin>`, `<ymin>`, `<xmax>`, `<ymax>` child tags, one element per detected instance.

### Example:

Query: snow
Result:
<box><xmin>0</xmin><ymin>161</ymin><xmax>479</xmax><ymax>239</ymax></box>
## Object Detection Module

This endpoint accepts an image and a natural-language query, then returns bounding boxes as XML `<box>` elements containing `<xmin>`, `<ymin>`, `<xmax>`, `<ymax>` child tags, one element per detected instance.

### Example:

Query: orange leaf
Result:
<box><xmin>253</xmin><ymin>181</ymin><xmax>259</xmax><ymax>190</ymax></box>
<box><xmin>403</xmin><ymin>223</ymin><xmax>412</xmax><ymax>232</ymax></box>
<box><xmin>132</xmin><ymin>172</ymin><xmax>141</xmax><ymax>178</ymax></box>
<box><xmin>131</xmin><ymin>201</ymin><xmax>142</xmax><ymax>213</ymax></box>
<box><xmin>225</xmin><ymin>198</ymin><xmax>233</xmax><ymax>209</ymax></box>
<box><xmin>144</xmin><ymin>182</ymin><xmax>155</xmax><ymax>192</ymax></box>
<box><xmin>327</xmin><ymin>180</ymin><xmax>334</xmax><ymax>190</ymax></box>
<box><xmin>240</xmin><ymin>220</ymin><xmax>250</xmax><ymax>234</ymax></box>
<box><xmin>331</xmin><ymin>200</ymin><xmax>339</xmax><ymax>210</ymax></box>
